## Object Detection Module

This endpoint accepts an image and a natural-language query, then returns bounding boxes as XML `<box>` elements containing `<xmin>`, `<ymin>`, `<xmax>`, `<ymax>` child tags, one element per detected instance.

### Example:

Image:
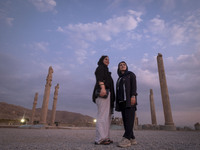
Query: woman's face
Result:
<box><xmin>103</xmin><ymin>57</ymin><xmax>109</xmax><ymax>66</ymax></box>
<box><xmin>119</xmin><ymin>62</ymin><xmax>127</xmax><ymax>71</ymax></box>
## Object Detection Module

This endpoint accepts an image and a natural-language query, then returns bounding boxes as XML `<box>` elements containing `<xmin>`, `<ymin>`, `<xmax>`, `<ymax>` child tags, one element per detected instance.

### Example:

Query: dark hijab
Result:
<box><xmin>98</xmin><ymin>55</ymin><xmax>108</xmax><ymax>66</ymax></box>
<box><xmin>117</xmin><ymin>61</ymin><xmax>130</xmax><ymax>77</ymax></box>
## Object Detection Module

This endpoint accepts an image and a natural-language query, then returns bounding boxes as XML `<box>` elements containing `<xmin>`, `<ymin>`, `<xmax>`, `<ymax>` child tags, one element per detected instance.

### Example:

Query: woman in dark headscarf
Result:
<box><xmin>92</xmin><ymin>55</ymin><xmax>115</xmax><ymax>145</ymax></box>
<box><xmin>115</xmin><ymin>61</ymin><xmax>138</xmax><ymax>148</ymax></box>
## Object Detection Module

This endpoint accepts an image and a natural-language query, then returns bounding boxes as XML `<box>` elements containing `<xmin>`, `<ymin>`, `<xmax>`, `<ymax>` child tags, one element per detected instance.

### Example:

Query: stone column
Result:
<box><xmin>134</xmin><ymin>112</ymin><xmax>139</xmax><ymax>130</ymax></box>
<box><xmin>149</xmin><ymin>89</ymin><xmax>157</xmax><ymax>125</ymax></box>
<box><xmin>157</xmin><ymin>53</ymin><xmax>175</xmax><ymax>130</ymax></box>
<box><xmin>50</xmin><ymin>84</ymin><xmax>59</xmax><ymax>126</ymax></box>
<box><xmin>30</xmin><ymin>92</ymin><xmax>38</xmax><ymax>124</ymax></box>
<box><xmin>40</xmin><ymin>66</ymin><xmax>53</xmax><ymax>124</ymax></box>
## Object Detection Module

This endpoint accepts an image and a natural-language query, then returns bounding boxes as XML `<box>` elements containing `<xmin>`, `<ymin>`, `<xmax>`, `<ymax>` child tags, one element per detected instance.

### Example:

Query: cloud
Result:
<box><xmin>137</xmin><ymin>68</ymin><xmax>159</xmax><ymax>88</ymax></box>
<box><xmin>58</xmin><ymin>10</ymin><xmax>142</xmax><ymax>42</ymax></box>
<box><xmin>75</xmin><ymin>49</ymin><xmax>87</xmax><ymax>64</ymax></box>
<box><xmin>167</xmin><ymin>50</ymin><xmax>200</xmax><ymax>94</ymax></box>
<box><xmin>29</xmin><ymin>0</ymin><xmax>56</xmax><ymax>13</ymax></box>
<box><xmin>0</xmin><ymin>6</ymin><xmax>14</xmax><ymax>27</ymax></box>
<box><xmin>149</xmin><ymin>16</ymin><xmax>166</xmax><ymax>34</ymax></box>
<box><xmin>146</xmin><ymin>9</ymin><xmax>200</xmax><ymax>48</ymax></box>
<box><xmin>34</xmin><ymin>42</ymin><xmax>49</xmax><ymax>52</ymax></box>
<box><xmin>6</xmin><ymin>17</ymin><xmax>14</xmax><ymax>26</ymax></box>
<box><xmin>165</xmin><ymin>49</ymin><xmax>200</xmax><ymax>75</ymax></box>
<box><xmin>162</xmin><ymin>0</ymin><xmax>175</xmax><ymax>12</ymax></box>
<box><xmin>111</xmin><ymin>41</ymin><xmax>132</xmax><ymax>51</ymax></box>
<box><xmin>57</xmin><ymin>26</ymin><xmax>64</xmax><ymax>32</ymax></box>
<box><xmin>170</xmin><ymin>25</ymin><xmax>187</xmax><ymax>45</ymax></box>
<box><xmin>25</xmin><ymin>42</ymin><xmax>49</xmax><ymax>53</ymax></box>
<box><xmin>56</xmin><ymin>10</ymin><xmax>143</xmax><ymax>64</ymax></box>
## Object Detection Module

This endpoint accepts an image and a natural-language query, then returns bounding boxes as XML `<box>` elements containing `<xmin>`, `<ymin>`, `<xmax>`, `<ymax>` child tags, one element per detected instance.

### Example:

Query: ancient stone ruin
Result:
<box><xmin>30</xmin><ymin>92</ymin><xmax>38</xmax><ymax>124</ymax></box>
<box><xmin>149</xmin><ymin>89</ymin><xmax>157</xmax><ymax>125</ymax></box>
<box><xmin>40</xmin><ymin>66</ymin><xmax>53</xmax><ymax>124</ymax></box>
<box><xmin>50</xmin><ymin>83</ymin><xmax>59</xmax><ymax>126</ymax></box>
<box><xmin>157</xmin><ymin>53</ymin><xmax>176</xmax><ymax>130</ymax></box>
<box><xmin>194</xmin><ymin>122</ymin><xmax>200</xmax><ymax>130</ymax></box>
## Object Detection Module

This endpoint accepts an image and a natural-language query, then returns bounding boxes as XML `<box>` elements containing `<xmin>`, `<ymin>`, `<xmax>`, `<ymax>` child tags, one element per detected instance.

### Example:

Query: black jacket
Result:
<box><xmin>115</xmin><ymin>71</ymin><xmax>137</xmax><ymax>112</ymax></box>
<box><xmin>92</xmin><ymin>64</ymin><xmax>115</xmax><ymax>109</ymax></box>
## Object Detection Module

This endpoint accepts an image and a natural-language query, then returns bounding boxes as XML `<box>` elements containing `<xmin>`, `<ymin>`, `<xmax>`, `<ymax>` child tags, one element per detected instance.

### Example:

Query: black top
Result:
<box><xmin>92</xmin><ymin>63</ymin><xmax>115</xmax><ymax>111</ymax></box>
<box><xmin>115</xmin><ymin>61</ymin><xmax>137</xmax><ymax>112</ymax></box>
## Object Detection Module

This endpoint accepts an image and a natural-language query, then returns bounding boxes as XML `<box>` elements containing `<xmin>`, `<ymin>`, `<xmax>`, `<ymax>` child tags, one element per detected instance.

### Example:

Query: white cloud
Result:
<box><xmin>6</xmin><ymin>17</ymin><xmax>14</xmax><ymax>26</ymax></box>
<box><xmin>57</xmin><ymin>26</ymin><xmax>64</xmax><ymax>32</ymax></box>
<box><xmin>25</xmin><ymin>42</ymin><xmax>49</xmax><ymax>52</ymax></box>
<box><xmin>53</xmin><ymin>64</ymin><xmax>71</xmax><ymax>76</ymax></box>
<box><xmin>141</xmin><ymin>53</ymin><xmax>149</xmax><ymax>63</ymax></box>
<box><xmin>57</xmin><ymin>10</ymin><xmax>143</xmax><ymax>63</ymax></box>
<box><xmin>146</xmin><ymin>9</ymin><xmax>200</xmax><ymax>48</ymax></box>
<box><xmin>110</xmin><ymin>41</ymin><xmax>132</xmax><ymax>51</ymax></box>
<box><xmin>128</xmin><ymin>32</ymin><xmax>142</xmax><ymax>41</ymax></box>
<box><xmin>0</xmin><ymin>7</ymin><xmax>14</xmax><ymax>27</ymax></box>
<box><xmin>137</xmin><ymin>68</ymin><xmax>159</xmax><ymax>88</ymax></box>
<box><xmin>29</xmin><ymin>0</ymin><xmax>56</xmax><ymax>12</ymax></box>
<box><xmin>105</xmin><ymin>15</ymin><xmax>139</xmax><ymax>33</ymax></box>
<box><xmin>170</xmin><ymin>25</ymin><xmax>186</xmax><ymax>45</ymax></box>
<box><xmin>149</xmin><ymin>16</ymin><xmax>166</xmax><ymax>34</ymax></box>
<box><xmin>128</xmin><ymin>9</ymin><xmax>143</xmax><ymax>22</ymax></box>
<box><xmin>176</xmin><ymin>52</ymin><xmax>200</xmax><ymax>71</ymax></box>
<box><xmin>129</xmin><ymin>55</ymin><xmax>159</xmax><ymax>89</ymax></box>
<box><xmin>34</xmin><ymin>42</ymin><xmax>49</xmax><ymax>52</ymax></box>
<box><xmin>75</xmin><ymin>49</ymin><xmax>87</xmax><ymax>64</ymax></box>
<box><xmin>59</xmin><ymin>10</ymin><xmax>142</xmax><ymax>42</ymax></box>
<box><xmin>184</xmin><ymin>12</ymin><xmax>200</xmax><ymax>44</ymax></box>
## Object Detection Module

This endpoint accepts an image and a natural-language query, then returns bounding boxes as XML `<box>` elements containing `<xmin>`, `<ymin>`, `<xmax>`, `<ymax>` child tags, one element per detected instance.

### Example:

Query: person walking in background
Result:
<box><xmin>115</xmin><ymin>61</ymin><xmax>138</xmax><ymax>148</ymax></box>
<box><xmin>92</xmin><ymin>55</ymin><xmax>115</xmax><ymax>145</ymax></box>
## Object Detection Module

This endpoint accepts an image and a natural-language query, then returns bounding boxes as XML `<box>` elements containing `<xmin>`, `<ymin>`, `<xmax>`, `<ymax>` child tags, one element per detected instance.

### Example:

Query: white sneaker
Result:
<box><xmin>118</xmin><ymin>137</ymin><xmax>131</xmax><ymax>148</ymax></box>
<box><xmin>130</xmin><ymin>139</ymin><xmax>137</xmax><ymax>145</ymax></box>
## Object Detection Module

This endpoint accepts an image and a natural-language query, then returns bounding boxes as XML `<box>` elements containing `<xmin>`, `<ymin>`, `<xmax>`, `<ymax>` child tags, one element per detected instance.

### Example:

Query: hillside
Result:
<box><xmin>0</xmin><ymin>102</ymin><xmax>94</xmax><ymax>126</ymax></box>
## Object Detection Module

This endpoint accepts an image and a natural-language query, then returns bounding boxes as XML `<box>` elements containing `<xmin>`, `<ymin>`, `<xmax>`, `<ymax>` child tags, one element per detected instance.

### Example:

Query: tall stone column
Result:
<box><xmin>157</xmin><ymin>53</ymin><xmax>175</xmax><ymax>130</ymax></box>
<box><xmin>30</xmin><ymin>92</ymin><xmax>38</xmax><ymax>124</ymax></box>
<box><xmin>40</xmin><ymin>66</ymin><xmax>53</xmax><ymax>124</ymax></box>
<box><xmin>50</xmin><ymin>84</ymin><xmax>59</xmax><ymax>126</ymax></box>
<box><xmin>149</xmin><ymin>89</ymin><xmax>157</xmax><ymax>125</ymax></box>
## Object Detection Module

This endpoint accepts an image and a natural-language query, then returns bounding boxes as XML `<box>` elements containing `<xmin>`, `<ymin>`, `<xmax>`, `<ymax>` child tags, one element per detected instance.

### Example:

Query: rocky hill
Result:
<box><xmin>0</xmin><ymin>102</ymin><xmax>94</xmax><ymax>126</ymax></box>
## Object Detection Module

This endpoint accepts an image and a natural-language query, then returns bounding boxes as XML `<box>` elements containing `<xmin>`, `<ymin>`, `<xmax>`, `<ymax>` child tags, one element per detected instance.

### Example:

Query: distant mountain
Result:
<box><xmin>0</xmin><ymin>102</ymin><xmax>94</xmax><ymax>126</ymax></box>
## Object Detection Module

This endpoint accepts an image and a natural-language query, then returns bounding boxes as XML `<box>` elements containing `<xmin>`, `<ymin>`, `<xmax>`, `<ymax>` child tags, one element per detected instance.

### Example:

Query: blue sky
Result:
<box><xmin>0</xmin><ymin>0</ymin><xmax>200</xmax><ymax>127</ymax></box>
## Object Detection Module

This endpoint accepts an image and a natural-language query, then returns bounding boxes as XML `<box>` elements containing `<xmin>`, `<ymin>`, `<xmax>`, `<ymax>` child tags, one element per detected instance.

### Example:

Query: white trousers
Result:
<box><xmin>95</xmin><ymin>92</ymin><xmax>111</xmax><ymax>143</ymax></box>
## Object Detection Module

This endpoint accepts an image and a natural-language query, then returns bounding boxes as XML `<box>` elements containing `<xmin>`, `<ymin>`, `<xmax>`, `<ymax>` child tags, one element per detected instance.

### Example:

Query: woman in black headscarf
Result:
<box><xmin>92</xmin><ymin>55</ymin><xmax>115</xmax><ymax>145</ymax></box>
<box><xmin>115</xmin><ymin>61</ymin><xmax>138</xmax><ymax>148</ymax></box>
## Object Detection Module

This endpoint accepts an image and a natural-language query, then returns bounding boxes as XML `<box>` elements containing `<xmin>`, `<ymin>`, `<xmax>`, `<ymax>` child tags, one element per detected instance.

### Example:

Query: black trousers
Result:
<box><xmin>121</xmin><ymin>107</ymin><xmax>136</xmax><ymax>140</ymax></box>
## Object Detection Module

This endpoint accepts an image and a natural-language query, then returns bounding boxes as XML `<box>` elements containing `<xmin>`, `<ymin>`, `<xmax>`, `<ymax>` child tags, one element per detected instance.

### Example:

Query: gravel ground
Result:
<box><xmin>0</xmin><ymin>128</ymin><xmax>200</xmax><ymax>150</ymax></box>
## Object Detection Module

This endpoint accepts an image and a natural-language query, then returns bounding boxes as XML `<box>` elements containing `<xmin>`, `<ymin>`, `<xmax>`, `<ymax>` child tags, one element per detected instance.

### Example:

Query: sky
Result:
<box><xmin>0</xmin><ymin>0</ymin><xmax>200</xmax><ymax>128</ymax></box>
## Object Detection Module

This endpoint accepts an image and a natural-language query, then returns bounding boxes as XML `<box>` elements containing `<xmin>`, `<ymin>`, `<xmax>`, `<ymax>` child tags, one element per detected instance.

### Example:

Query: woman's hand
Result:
<box><xmin>131</xmin><ymin>96</ymin><xmax>136</xmax><ymax>105</ymax></box>
<box><xmin>100</xmin><ymin>88</ymin><xmax>107</xmax><ymax>97</ymax></box>
<box><xmin>99</xmin><ymin>82</ymin><xmax>107</xmax><ymax>97</ymax></box>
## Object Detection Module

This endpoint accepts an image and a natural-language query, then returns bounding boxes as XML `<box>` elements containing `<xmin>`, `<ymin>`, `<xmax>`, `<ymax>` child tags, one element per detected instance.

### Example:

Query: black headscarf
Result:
<box><xmin>97</xmin><ymin>55</ymin><xmax>108</xmax><ymax>66</ymax></box>
<box><xmin>117</xmin><ymin>61</ymin><xmax>130</xmax><ymax>77</ymax></box>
